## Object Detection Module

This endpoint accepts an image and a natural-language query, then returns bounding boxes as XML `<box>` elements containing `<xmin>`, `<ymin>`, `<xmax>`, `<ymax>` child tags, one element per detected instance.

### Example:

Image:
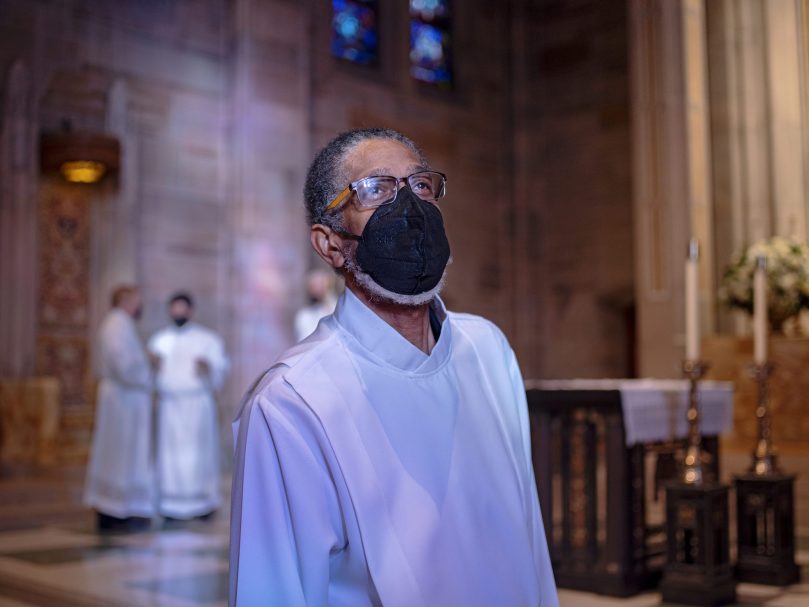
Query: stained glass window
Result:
<box><xmin>331</xmin><ymin>0</ymin><xmax>379</xmax><ymax>66</ymax></box>
<box><xmin>409</xmin><ymin>0</ymin><xmax>453</xmax><ymax>87</ymax></box>
<box><xmin>410</xmin><ymin>0</ymin><xmax>450</xmax><ymax>21</ymax></box>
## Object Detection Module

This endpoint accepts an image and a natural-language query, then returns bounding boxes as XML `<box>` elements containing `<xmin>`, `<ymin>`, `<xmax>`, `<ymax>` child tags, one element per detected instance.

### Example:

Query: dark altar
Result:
<box><xmin>526</xmin><ymin>380</ymin><xmax>732</xmax><ymax>597</ymax></box>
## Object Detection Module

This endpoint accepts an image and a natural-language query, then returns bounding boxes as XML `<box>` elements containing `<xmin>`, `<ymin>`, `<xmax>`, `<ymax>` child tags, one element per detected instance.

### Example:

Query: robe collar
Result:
<box><xmin>333</xmin><ymin>288</ymin><xmax>452</xmax><ymax>375</ymax></box>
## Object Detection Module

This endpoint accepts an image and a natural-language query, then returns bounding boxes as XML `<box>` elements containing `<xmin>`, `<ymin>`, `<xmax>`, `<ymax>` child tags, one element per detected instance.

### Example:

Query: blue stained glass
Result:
<box><xmin>410</xmin><ymin>21</ymin><xmax>452</xmax><ymax>85</ymax></box>
<box><xmin>410</xmin><ymin>0</ymin><xmax>450</xmax><ymax>22</ymax></box>
<box><xmin>331</xmin><ymin>0</ymin><xmax>379</xmax><ymax>65</ymax></box>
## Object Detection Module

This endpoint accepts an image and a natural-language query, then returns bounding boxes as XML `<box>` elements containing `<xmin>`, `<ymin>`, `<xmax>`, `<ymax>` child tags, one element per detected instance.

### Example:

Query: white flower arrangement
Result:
<box><xmin>719</xmin><ymin>236</ymin><xmax>809</xmax><ymax>331</ymax></box>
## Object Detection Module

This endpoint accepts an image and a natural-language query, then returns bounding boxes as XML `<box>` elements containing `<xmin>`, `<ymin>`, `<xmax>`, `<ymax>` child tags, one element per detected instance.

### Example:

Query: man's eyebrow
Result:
<box><xmin>366</xmin><ymin>168</ymin><xmax>393</xmax><ymax>177</ymax></box>
<box><xmin>364</xmin><ymin>164</ymin><xmax>429</xmax><ymax>178</ymax></box>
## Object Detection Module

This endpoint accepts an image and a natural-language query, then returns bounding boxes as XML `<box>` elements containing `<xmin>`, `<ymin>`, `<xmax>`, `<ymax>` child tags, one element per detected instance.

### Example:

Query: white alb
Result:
<box><xmin>149</xmin><ymin>322</ymin><xmax>228</xmax><ymax>519</ymax></box>
<box><xmin>230</xmin><ymin>289</ymin><xmax>558</xmax><ymax>607</ymax></box>
<box><xmin>85</xmin><ymin>308</ymin><xmax>155</xmax><ymax>518</ymax></box>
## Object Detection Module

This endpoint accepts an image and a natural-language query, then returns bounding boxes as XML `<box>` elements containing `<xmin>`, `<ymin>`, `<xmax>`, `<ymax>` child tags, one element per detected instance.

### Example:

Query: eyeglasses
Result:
<box><xmin>325</xmin><ymin>170</ymin><xmax>447</xmax><ymax>212</ymax></box>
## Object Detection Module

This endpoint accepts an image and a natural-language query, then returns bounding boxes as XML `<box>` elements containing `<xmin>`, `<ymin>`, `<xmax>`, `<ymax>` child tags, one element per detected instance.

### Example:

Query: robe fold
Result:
<box><xmin>149</xmin><ymin>322</ymin><xmax>228</xmax><ymax>518</ymax></box>
<box><xmin>85</xmin><ymin>308</ymin><xmax>155</xmax><ymax>518</ymax></box>
<box><xmin>230</xmin><ymin>289</ymin><xmax>558</xmax><ymax>607</ymax></box>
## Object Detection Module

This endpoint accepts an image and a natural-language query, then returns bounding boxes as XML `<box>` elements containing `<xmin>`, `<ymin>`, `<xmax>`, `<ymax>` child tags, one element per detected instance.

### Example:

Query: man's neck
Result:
<box><xmin>346</xmin><ymin>282</ymin><xmax>436</xmax><ymax>355</ymax></box>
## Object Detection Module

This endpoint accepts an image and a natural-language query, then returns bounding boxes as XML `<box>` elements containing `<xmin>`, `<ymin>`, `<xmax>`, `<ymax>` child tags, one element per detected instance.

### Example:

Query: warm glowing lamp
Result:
<box><xmin>60</xmin><ymin>160</ymin><xmax>107</xmax><ymax>183</ymax></box>
<box><xmin>41</xmin><ymin>130</ymin><xmax>120</xmax><ymax>184</ymax></box>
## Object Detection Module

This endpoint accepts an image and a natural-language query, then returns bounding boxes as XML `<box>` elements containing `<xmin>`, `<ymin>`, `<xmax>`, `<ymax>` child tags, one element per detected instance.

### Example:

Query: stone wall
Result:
<box><xmin>512</xmin><ymin>0</ymin><xmax>635</xmax><ymax>378</ymax></box>
<box><xmin>0</xmin><ymin>0</ymin><xmax>234</xmax><ymax>458</ymax></box>
<box><xmin>0</xmin><ymin>0</ymin><xmax>636</xmax><ymax>459</ymax></box>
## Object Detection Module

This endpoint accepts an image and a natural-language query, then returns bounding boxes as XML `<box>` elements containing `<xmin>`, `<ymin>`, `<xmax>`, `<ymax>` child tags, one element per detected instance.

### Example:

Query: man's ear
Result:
<box><xmin>310</xmin><ymin>224</ymin><xmax>346</xmax><ymax>270</ymax></box>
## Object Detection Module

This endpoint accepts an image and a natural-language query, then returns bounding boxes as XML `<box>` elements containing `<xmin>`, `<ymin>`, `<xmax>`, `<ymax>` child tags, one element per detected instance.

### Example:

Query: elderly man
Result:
<box><xmin>85</xmin><ymin>285</ymin><xmax>155</xmax><ymax>531</ymax></box>
<box><xmin>229</xmin><ymin>128</ymin><xmax>557</xmax><ymax>606</ymax></box>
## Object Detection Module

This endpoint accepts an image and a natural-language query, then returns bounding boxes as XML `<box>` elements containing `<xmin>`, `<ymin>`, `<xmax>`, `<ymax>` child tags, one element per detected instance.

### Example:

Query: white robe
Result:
<box><xmin>84</xmin><ymin>308</ymin><xmax>155</xmax><ymax>518</ymax></box>
<box><xmin>149</xmin><ymin>322</ymin><xmax>228</xmax><ymax>518</ymax></box>
<box><xmin>230</xmin><ymin>289</ymin><xmax>558</xmax><ymax>607</ymax></box>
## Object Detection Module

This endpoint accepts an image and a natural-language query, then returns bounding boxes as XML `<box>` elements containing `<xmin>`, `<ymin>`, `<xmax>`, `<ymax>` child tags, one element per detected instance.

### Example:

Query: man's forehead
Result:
<box><xmin>344</xmin><ymin>138</ymin><xmax>423</xmax><ymax>179</ymax></box>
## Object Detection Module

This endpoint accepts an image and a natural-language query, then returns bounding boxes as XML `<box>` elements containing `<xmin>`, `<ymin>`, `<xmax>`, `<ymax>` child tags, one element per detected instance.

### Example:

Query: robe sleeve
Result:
<box><xmin>229</xmin><ymin>379</ymin><xmax>344</xmax><ymax>607</ymax></box>
<box><xmin>205</xmin><ymin>333</ymin><xmax>229</xmax><ymax>391</ymax></box>
<box><xmin>146</xmin><ymin>331</ymin><xmax>164</xmax><ymax>356</ymax></box>
<box><xmin>507</xmin><ymin>347</ymin><xmax>560</xmax><ymax>607</ymax></box>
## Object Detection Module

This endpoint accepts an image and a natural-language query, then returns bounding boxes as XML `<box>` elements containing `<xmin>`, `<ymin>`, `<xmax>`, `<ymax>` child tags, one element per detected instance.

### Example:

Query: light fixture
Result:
<box><xmin>41</xmin><ymin>129</ymin><xmax>120</xmax><ymax>184</ymax></box>
<box><xmin>60</xmin><ymin>160</ymin><xmax>107</xmax><ymax>183</ymax></box>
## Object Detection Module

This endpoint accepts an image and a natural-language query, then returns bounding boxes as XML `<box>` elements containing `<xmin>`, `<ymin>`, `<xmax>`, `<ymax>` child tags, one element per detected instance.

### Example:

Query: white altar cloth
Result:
<box><xmin>526</xmin><ymin>379</ymin><xmax>734</xmax><ymax>446</ymax></box>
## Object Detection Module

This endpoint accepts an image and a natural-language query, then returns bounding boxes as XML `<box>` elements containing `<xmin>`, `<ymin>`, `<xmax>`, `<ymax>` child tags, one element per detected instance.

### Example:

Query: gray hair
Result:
<box><xmin>303</xmin><ymin>128</ymin><xmax>428</xmax><ymax>227</ymax></box>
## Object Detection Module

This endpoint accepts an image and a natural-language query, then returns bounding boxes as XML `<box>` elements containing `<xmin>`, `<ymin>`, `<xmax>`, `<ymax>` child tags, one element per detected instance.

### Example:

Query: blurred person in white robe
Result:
<box><xmin>149</xmin><ymin>292</ymin><xmax>228</xmax><ymax>521</ymax></box>
<box><xmin>293</xmin><ymin>269</ymin><xmax>338</xmax><ymax>342</ymax></box>
<box><xmin>85</xmin><ymin>285</ymin><xmax>155</xmax><ymax>532</ymax></box>
<box><xmin>229</xmin><ymin>128</ymin><xmax>558</xmax><ymax>606</ymax></box>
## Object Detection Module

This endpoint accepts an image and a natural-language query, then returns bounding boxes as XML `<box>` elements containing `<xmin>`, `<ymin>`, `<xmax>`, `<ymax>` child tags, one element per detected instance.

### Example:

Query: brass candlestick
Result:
<box><xmin>749</xmin><ymin>363</ymin><xmax>779</xmax><ymax>476</ymax></box>
<box><xmin>681</xmin><ymin>359</ymin><xmax>710</xmax><ymax>485</ymax></box>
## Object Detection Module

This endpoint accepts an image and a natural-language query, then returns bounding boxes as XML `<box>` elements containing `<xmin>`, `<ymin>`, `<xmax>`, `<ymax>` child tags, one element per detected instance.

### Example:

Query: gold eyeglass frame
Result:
<box><xmin>324</xmin><ymin>170</ymin><xmax>447</xmax><ymax>212</ymax></box>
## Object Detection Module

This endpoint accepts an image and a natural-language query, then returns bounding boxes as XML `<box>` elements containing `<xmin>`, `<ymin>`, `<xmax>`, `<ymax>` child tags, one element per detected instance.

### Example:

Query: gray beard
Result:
<box><xmin>342</xmin><ymin>245</ymin><xmax>448</xmax><ymax>307</ymax></box>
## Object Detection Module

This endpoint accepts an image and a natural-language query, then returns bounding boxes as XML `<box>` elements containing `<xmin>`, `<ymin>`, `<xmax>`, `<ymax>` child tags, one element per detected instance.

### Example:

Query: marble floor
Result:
<box><xmin>0</xmin><ymin>522</ymin><xmax>229</xmax><ymax>607</ymax></box>
<box><xmin>0</xmin><ymin>450</ymin><xmax>807</xmax><ymax>606</ymax></box>
<box><xmin>0</xmin><ymin>519</ymin><xmax>805</xmax><ymax>607</ymax></box>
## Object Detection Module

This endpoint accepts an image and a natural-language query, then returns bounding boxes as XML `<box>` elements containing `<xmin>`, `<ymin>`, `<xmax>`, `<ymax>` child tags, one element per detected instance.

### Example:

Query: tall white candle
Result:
<box><xmin>685</xmin><ymin>239</ymin><xmax>700</xmax><ymax>361</ymax></box>
<box><xmin>754</xmin><ymin>255</ymin><xmax>768</xmax><ymax>364</ymax></box>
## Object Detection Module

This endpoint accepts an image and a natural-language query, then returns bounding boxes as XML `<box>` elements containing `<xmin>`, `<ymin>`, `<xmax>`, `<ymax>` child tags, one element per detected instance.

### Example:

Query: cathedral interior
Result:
<box><xmin>0</xmin><ymin>0</ymin><xmax>808</xmax><ymax>605</ymax></box>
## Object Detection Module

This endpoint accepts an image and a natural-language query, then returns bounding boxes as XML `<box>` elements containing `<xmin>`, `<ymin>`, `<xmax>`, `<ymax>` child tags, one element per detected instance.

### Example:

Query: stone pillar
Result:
<box><xmin>707</xmin><ymin>0</ymin><xmax>809</xmax><ymax>332</ymax></box>
<box><xmin>764</xmin><ymin>0</ymin><xmax>809</xmax><ymax>239</ymax></box>
<box><xmin>707</xmin><ymin>0</ymin><xmax>769</xmax><ymax>335</ymax></box>
<box><xmin>509</xmin><ymin>0</ymin><xmax>543</xmax><ymax>377</ymax></box>
<box><xmin>0</xmin><ymin>60</ymin><xmax>38</xmax><ymax>378</ymax></box>
<box><xmin>630</xmin><ymin>0</ymin><xmax>716</xmax><ymax>377</ymax></box>
<box><xmin>89</xmin><ymin>79</ymin><xmax>139</xmax><ymax>366</ymax></box>
<box><xmin>227</xmin><ymin>0</ymin><xmax>311</xmax><ymax>404</ymax></box>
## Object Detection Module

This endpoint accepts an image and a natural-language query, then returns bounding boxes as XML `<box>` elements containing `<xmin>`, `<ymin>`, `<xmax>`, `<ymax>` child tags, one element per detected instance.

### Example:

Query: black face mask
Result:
<box><xmin>172</xmin><ymin>317</ymin><xmax>189</xmax><ymax>327</ymax></box>
<box><xmin>354</xmin><ymin>186</ymin><xmax>451</xmax><ymax>295</ymax></box>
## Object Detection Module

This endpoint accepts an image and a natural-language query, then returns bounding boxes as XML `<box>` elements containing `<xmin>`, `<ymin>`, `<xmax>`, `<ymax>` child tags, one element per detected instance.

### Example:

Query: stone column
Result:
<box><xmin>89</xmin><ymin>79</ymin><xmax>139</xmax><ymax>366</ymax></box>
<box><xmin>707</xmin><ymin>0</ymin><xmax>809</xmax><ymax>332</ymax></box>
<box><xmin>0</xmin><ymin>60</ymin><xmax>38</xmax><ymax>378</ymax></box>
<box><xmin>764</xmin><ymin>0</ymin><xmax>809</xmax><ymax>238</ymax></box>
<box><xmin>630</xmin><ymin>0</ymin><xmax>716</xmax><ymax>376</ymax></box>
<box><xmin>707</xmin><ymin>0</ymin><xmax>769</xmax><ymax>307</ymax></box>
<box><xmin>227</xmin><ymin>0</ymin><xmax>311</xmax><ymax>406</ymax></box>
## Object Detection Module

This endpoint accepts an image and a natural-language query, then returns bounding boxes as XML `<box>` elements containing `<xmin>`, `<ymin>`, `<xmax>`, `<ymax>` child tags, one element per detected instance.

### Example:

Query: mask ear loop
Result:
<box><xmin>328</xmin><ymin>225</ymin><xmax>361</xmax><ymax>242</ymax></box>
